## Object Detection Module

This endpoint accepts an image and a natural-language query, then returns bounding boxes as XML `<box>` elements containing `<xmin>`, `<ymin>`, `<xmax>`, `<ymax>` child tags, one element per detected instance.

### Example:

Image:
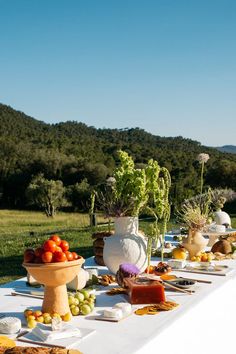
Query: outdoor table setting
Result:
<box><xmin>0</xmin><ymin>152</ymin><xmax>236</xmax><ymax>354</ymax></box>
<box><xmin>1</xmin><ymin>245</ymin><xmax>236</xmax><ymax>354</ymax></box>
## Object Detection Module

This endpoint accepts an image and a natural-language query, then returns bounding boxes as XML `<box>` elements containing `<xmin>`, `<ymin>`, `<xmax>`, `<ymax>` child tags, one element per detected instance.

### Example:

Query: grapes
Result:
<box><xmin>23</xmin><ymin>288</ymin><xmax>96</xmax><ymax>328</ymax></box>
<box><xmin>73</xmin><ymin>298</ymin><xmax>79</xmax><ymax>306</ymax></box>
<box><xmin>71</xmin><ymin>306</ymin><xmax>80</xmax><ymax>316</ymax></box>
<box><xmin>74</xmin><ymin>292</ymin><xmax>84</xmax><ymax>302</ymax></box>
<box><xmin>80</xmin><ymin>289</ymin><xmax>90</xmax><ymax>300</ymax></box>
<box><xmin>68</xmin><ymin>296</ymin><xmax>76</xmax><ymax>305</ymax></box>
<box><xmin>80</xmin><ymin>304</ymin><xmax>91</xmax><ymax>316</ymax></box>
<box><xmin>68</xmin><ymin>289</ymin><xmax>96</xmax><ymax>316</ymax></box>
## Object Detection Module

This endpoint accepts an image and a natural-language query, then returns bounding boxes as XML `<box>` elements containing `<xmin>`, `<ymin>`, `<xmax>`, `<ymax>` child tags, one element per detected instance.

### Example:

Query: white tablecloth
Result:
<box><xmin>0</xmin><ymin>257</ymin><xmax>236</xmax><ymax>354</ymax></box>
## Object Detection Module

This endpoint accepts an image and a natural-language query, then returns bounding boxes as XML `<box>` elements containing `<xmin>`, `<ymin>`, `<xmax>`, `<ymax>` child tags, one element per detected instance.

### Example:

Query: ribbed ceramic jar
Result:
<box><xmin>103</xmin><ymin>217</ymin><xmax>148</xmax><ymax>274</ymax></box>
<box><xmin>182</xmin><ymin>229</ymin><xmax>208</xmax><ymax>259</ymax></box>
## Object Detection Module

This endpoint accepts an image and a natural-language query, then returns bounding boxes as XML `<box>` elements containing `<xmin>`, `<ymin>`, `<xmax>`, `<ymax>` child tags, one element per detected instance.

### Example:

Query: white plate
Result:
<box><xmin>18</xmin><ymin>327</ymin><xmax>96</xmax><ymax>348</ymax></box>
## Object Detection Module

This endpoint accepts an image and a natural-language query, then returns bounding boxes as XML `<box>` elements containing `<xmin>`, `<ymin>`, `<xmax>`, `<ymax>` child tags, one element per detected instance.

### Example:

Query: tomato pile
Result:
<box><xmin>23</xmin><ymin>234</ymin><xmax>81</xmax><ymax>263</ymax></box>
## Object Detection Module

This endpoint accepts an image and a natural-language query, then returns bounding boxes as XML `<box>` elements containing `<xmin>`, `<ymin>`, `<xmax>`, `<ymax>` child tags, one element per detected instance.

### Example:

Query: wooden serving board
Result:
<box><xmin>95</xmin><ymin>313</ymin><xmax>132</xmax><ymax>322</ymax></box>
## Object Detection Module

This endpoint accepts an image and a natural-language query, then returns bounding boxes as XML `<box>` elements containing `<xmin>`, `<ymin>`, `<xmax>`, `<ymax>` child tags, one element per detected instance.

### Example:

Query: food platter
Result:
<box><xmin>174</xmin><ymin>263</ymin><xmax>234</xmax><ymax>276</ymax></box>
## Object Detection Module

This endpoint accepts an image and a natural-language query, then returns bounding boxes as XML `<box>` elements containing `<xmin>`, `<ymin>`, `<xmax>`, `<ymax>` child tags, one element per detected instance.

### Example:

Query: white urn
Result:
<box><xmin>214</xmin><ymin>210</ymin><xmax>231</xmax><ymax>227</ymax></box>
<box><xmin>103</xmin><ymin>217</ymin><xmax>148</xmax><ymax>274</ymax></box>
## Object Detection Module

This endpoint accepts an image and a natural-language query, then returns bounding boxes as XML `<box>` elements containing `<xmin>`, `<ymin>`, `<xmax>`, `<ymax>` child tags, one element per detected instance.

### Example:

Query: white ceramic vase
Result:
<box><xmin>103</xmin><ymin>217</ymin><xmax>148</xmax><ymax>274</ymax></box>
<box><xmin>214</xmin><ymin>210</ymin><xmax>231</xmax><ymax>227</ymax></box>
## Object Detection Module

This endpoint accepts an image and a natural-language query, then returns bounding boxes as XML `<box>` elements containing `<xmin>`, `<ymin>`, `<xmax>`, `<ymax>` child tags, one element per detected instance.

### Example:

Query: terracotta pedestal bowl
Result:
<box><xmin>23</xmin><ymin>258</ymin><xmax>84</xmax><ymax>315</ymax></box>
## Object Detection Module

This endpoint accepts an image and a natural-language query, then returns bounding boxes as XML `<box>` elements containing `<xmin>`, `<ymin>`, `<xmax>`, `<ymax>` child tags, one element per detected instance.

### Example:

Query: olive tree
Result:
<box><xmin>26</xmin><ymin>174</ymin><xmax>67</xmax><ymax>217</ymax></box>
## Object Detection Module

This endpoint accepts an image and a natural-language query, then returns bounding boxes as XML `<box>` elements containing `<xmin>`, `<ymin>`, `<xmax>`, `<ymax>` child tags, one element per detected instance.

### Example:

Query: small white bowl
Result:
<box><xmin>168</xmin><ymin>259</ymin><xmax>187</xmax><ymax>269</ymax></box>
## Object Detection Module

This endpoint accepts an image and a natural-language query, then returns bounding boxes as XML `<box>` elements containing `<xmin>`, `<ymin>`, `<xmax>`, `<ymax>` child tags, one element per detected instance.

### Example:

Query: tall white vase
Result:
<box><xmin>214</xmin><ymin>209</ymin><xmax>231</xmax><ymax>227</ymax></box>
<box><xmin>103</xmin><ymin>217</ymin><xmax>148</xmax><ymax>274</ymax></box>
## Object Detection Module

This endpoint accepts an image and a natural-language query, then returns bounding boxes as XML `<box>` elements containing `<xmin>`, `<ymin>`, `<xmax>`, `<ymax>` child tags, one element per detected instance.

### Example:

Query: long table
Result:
<box><xmin>0</xmin><ymin>257</ymin><xmax>236</xmax><ymax>354</ymax></box>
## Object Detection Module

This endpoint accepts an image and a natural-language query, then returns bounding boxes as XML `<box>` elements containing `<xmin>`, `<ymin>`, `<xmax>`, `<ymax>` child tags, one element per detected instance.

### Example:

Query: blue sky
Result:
<box><xmin>0</xmin><ymin>0</ymin><xmax>235</xmax><ymax>146</ymax></box>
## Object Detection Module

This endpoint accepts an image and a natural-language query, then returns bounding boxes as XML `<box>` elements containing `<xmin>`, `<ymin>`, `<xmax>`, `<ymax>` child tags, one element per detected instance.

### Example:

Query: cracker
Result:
<box><xmin>106</xmin><ymin>287</ymin><xmax>127</xmax><ymax>295</ymax></box>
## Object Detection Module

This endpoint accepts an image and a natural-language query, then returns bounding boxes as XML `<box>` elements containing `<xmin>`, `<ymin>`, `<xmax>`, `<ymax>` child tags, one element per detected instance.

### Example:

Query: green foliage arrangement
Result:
<box><xmin>145</xmin><ymin>159</ymin><xmax>171</xmax><ymax>262</ymax></box>
<box><xmin>95</xmin><ymin>150</ymin><xmax>172</xmax><ymax>266</ymax></box>
<box><xmin>96</xmin><ymin>150</ymin><xmax>148</xmax><ymax>217</ymax></box>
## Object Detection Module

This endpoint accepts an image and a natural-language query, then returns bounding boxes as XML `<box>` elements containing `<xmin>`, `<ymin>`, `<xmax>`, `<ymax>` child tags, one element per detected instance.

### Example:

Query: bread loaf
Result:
<box><xmin>93</xmin><ymin>247</ymin><xmax>103</xmax><ymax>257</ymax></box>
<box><xmin>94</xmin><ymin>255</ymin><xmax>105</xmax><ymax>266</ymax></box>
<box><xmin>211</xmin><ymin>240</ymin><xmax>232</xmax><ymax>254</ymax></box>
<box><xmin>92</xmin><ymin>231</ymin><xmax>114</xmax><ymax>266</ymax></box>
<box><xmin>93</xmin><ymin>239</ymin><xmax>104</xmax><ymax>248</ymax></box>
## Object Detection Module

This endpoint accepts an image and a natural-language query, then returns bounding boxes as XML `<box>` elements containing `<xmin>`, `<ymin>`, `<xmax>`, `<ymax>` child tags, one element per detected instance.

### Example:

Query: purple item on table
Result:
<box><xmin>116</xmin><ymin>263</ymin><xmax>140</xmax><ymax>287</ymax></box>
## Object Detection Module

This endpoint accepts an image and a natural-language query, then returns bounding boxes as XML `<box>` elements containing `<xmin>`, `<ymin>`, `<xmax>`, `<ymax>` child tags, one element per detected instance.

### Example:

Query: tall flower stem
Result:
<box><xmin>200</xmin><ymin>162</ymin><xmax>205</xmax><ymax>195</ymax></box>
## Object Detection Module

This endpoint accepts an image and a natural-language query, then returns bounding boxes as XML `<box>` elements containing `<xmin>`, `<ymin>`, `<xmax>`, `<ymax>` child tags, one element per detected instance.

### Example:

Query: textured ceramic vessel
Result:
<box><xmin>214</xmin><ymin>210</ymin><xmax>231</xmax><ymax>227</ymax></box>
<box><xmin>67</xmin><ymin>268</ymin><xmax>89</xmax><ymax>291</ymax></box>
<box><xmin>182</xmin><ymin>229</ymin><xmax>208</xmax><ymax>259</ymax></box>
<box><xmin>103</xmin><ymin>217</ymin><xmax>148</xmax><ymax>274</ymax></box>
<box><xmin>23</xmin><ymin>258</ymin><xmax>84</xmax><ymax>315</ymax></box>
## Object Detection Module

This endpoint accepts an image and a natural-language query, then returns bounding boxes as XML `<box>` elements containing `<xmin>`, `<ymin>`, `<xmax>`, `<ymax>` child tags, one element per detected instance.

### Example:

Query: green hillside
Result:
<box><xmin>0</xmin><ymin>103</ymin><xmax>235</xmax><ymax>210</ymax></box>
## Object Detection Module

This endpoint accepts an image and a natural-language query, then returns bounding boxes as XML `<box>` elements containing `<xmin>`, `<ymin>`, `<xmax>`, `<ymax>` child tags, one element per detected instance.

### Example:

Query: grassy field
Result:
<box><xmin>0</xmin><ymin>210</ymin><xmax>109</xmax><ymax>285</ymax></box>
<box><xmin>0</xmin><ymin>210</ymin><xmax>235</xmax><ymax>285</ymax></box>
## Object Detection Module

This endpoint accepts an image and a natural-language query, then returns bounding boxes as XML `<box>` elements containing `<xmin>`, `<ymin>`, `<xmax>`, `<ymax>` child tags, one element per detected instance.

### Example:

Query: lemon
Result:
<box><xmin>172</xmin><ymin>247</ymin><xmax>187</xmax><ymax>260</ymax></box>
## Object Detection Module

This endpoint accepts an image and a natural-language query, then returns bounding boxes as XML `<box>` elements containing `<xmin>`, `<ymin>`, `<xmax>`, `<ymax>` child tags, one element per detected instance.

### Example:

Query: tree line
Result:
<box><xmin>0</xmin><ymin>103</ymin><xmax>236</xmax><ymax>215</ymax></box>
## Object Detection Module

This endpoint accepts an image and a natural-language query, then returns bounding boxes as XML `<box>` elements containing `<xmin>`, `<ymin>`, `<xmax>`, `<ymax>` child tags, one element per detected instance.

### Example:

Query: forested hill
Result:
<box><xmin>216</xmin><ymin>145</ymin><xmax>236</xmax><ymax>154</ymax></box>
<box><xmin>0</xmin><ymin>103</ymin><xmax>236</xmax><ymax>209</ymax></box>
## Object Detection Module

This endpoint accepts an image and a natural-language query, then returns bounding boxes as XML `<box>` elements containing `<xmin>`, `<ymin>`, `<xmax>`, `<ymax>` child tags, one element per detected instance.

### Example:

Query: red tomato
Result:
<box><xmin>145</xmin><ymin>265</ymin><xmax>155</xmax><ymax>274</ymax></box>
<box><xmin>24</xmin><ymin>249</ymin><xmax>35</xmax><ymax>263</ymax></box>
<box><xmin>43</xmin><ymin>240</ymin><xmax>57</xmax><ymax>253</ymax></box>
<box><xmin>71</xmin><ymin>252</ymin><xmax>80</xmax><ymax>260</ymax></box>
<box><xmin>55</xmin><ymin>246</ymin><xmax>62</xmax><ymax>253</ymax></box>
<box><xmin>54</xmin><ymin>251</ymin><xmax>67</xmax><ymax>262</ymax></box>
<box><xmin>34</xmin><ymin>247</ymin><xmax>44</xmax><ymax>258</ymax></box>
<box><xmin>50</xmin><ymin>234</ymin><xmax>61</xmax><ymax>246</ymax></box>
<box><xmin>60</xmin><ymin>240</ymin><xmax>69</xmax><ymax>252</ymax></box>
<box><xmin>42</xmin><ymin>251</ymin><xmax>53</xmax><ymax>263</ymax></box>
<box><xmin>65</xmin><ymin>251</ymin><xmax>73</xmax><ymax>261</ymax></box>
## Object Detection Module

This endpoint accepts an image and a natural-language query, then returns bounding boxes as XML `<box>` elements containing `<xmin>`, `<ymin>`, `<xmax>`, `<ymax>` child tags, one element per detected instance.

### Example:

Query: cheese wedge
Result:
<box><xmin>103</xmin><ymin>308</ymin><xmax>123</xmax><ymax>320</ymax></box>
<box><xmin>113</xmin><ymin>302</ymin><xmax>132</xmax><ymax>317</ymax></box>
